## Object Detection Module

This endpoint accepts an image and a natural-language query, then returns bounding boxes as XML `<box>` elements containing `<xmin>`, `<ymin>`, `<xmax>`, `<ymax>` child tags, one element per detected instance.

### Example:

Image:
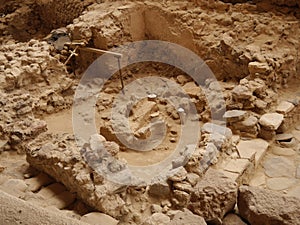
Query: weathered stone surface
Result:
<box><xmin>238</xmin><ymin>186</ymin><xmax>300</xmax><ymax>225</ymax></box>
<box><xmin>236</xmin><ymin>139</ymin><xmax>269</xmax><ymax>166</ymax></box>
<box><xmin>189</xmin><ymin>168</ymin><xmax>237</xmax><ymax>222</ymax></box>
<box><xmin>148</xmin><ymin>182</ymin><xmax>170</xmax><ymax>198</ymax></box>
<box><xmin>0</xmin><ymin>179</ymin><xmax>28</xmax><ymax>198</ymax></box>
<box><xmin>248</xmin><ymin>61</ymin><xmax>270</xmax><ymax>75</ymax></box>
<box><xmin>259</xmin><ymin>113</ymin><xmax>284</xmax><ymax>130</ymax></box>
<box><xmin>142</xmin><ymin>213</ymin><xmax>170</xmax><ymax>225</ymax></box>
<box><xmin>272</xmin><ymin>146</ymin><xmax>296</xmax><ymax>156</ymax></box>
<box><xmin>167</xmin><ymin>209</ymin><xmax>207</xmax><ymax>225</ymax></box>
<box><xmin>263</xmin><ymin>156</ymin><xmax>295</xmax><ymax>178</ymax></box>
<box><xmin>223</xmin><ymin>213</ymin><xmax>247</xmax><ymax>225</ymax></box>
<box><xmin>182</xmin><ymin>82</ymin><xmax>201</xmax><ymax>98</ymax></box>
<box><xmin>296</xmin><ymin>165</ymin><xmax>300</xmax><ymax>179</ymax></box>
<box><xmin>48</xmin><ymin>191</ymin><xmax>76</xmax><ymax>209</ymax></box>
<box><xmin>202</xmin><ymin>122</ymin><xmax>232</xmax><ymax>139</ymax></box>
<box><xmin>266</xmin><ymin>177</ymin><xmax>297</xmax><ymax>191</ymax></box>
<box><xmin>223</xmin><ymin>110</ymin><xmax>248</xmax><ymax>122</ymax></box>
<box><xmin>224</xmin><ymin>158</ymin><xmax>251</xmax><ymax>174</ymax></box>
<box><xmin>81</xmin><ymin>212</ymin><xmax>119</xmax><ymax>225</ymax></box>
<box><xmin>0</xmin><ymin>190</ymin><xmax>87</xmax><ymax>225</ymax></box>
<box><xmin>276</xmin><ymin>101</ymin><xmax>295</xmax><ymax>114</ymax></box>
<box><xmin>26</xmin><ymin>133</ymin><xmax>126</xmax><ymax>218</ymax></box>
<box><xmin>25</xmin><ymin>173</ymin><xmax>54</xmax><ymax>192</ymax></box>
<box><xmin>168</xmin><ymin>167</ymin><xmax>187</xmax><ymax>182</ymax></box>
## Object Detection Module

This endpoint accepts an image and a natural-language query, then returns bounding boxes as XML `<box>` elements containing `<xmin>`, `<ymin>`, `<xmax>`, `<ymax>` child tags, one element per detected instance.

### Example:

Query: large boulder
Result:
<box><xmin>238</xmin><ymin>186</ymin><xmax>300</xmax><ymax>225</ymax></box>
<box><xmin>188</xmin><ymin>168</ymin><xmax>237</xmax><ymax>223</ymax></box>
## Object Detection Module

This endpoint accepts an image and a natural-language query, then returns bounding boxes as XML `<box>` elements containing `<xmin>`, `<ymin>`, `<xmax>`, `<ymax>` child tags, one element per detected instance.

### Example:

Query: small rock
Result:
<box><xmin>142</xmin><ymin>213</ymin><xmax>170</xmax><ymax>225</ymax></box>
<box><xmin>168</xmin><ymin>167</ymin><xmax>187</xmax><ymax>182</ymax></box>
<box><xmin>259</xmin><ymin>113</ymin><xmax>284</xmax><ymax>130</ymax></box>
<box><xmin>232</xmin><ymin>85</ymin><xmax>253</xmax><ymax>100</ymax></box>
<box><xmin>186</xmin><ymin>173</ymin><xmax>200</xmax><ymax>186</ymax></box>
<box><xmin>151</xmin><ymin>204</ymin><xmax>163</xmax><ymax>213</ymax></box>
<box><xmin>81</xmin><ymin>212</ymin><xmax>119</xmax><ymax>225</ymax></box>
<box><xmin>182</xmin><ymin>82</ymin><xmax>201</xmax><ymax>98</ymax></box>
<box><xmin>223</xmin><ymin>213</ymin><xmax>247</xmax><ymax>225</ymax></box>
<box><xmin>148</xmin><ymin>182</ymin><xmax>170</xmax><ymax>198</ymax></box>
<box><xmin>248</xmin><ymin>61</ymin><xmax>270</xmax><ymax>75</ymax></box>
<box><xmin>276</xmin><ymin>101</ymin><xmax>295</xmax><ymax>114</ymax></box>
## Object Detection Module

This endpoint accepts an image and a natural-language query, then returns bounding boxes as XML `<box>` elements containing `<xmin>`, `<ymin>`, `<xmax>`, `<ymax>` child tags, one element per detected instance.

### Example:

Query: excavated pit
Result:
<box><xmin>1</xmin><ymin>1</ymin><xmax>300</xmax><ymax>225</ymax></box>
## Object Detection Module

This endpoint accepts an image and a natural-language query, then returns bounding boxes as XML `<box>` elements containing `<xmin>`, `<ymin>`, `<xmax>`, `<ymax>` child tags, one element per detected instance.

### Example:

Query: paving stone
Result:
<box><xmin>276</xmin><ymin>101</ymin><xmax>295</xmax><ymax>114</ymax></box>
<box><xmin>296</xmin><ymin>165</ymin><xmax>300</xmax><ymax>179</ymax></box>
<box><xmin>287</xmin><ymin>185</ymin><xmax>300</xmax><ymax>199</ymax></box>
<box><xmin>266</xmin><ymin>177</ymin><xmax>297</xmax><ymax>191</ymax></box>
<box><xmin>25</xmin><ymin>173</ymin><xmax>54</xmax><ymax>192</ymax></box>
<box><xmin>249</xmin><ymin>170</ymin><xmax>266</xmax><ymax>187</ymax></box>
<box><xmin>223</xmin><ymin>110</ymin><xmax>248</xmax><ymax>122</ymax></box>
<box><xmin>259</xmin><ymin>113</ymin><xmax>284</xmax><ymax>130</ymax></box>
<box><xmin>224</xmin><ymin>159</ymin><xmax>250</xmax><ymax>175</ymax></box>
<box><xmin>292</xmin><ymin>129</ymin><xmax>300</xmax><ymax>142</ymax></box>
<box><xmin>236</xmin><ymin>139</ymin><xmax>269</xmax><ymax>165</ymax></box>
<box><xmin>263</xmin><ymin>156</ymin><xmax>295</xmax><ymax>178</ymax></box>
<box><xmin>272</xmin><ymin>146</ymin><xmax>296</xmax><ymax>156</ymax></box>
<box><xmin>81</xmin><ymin>212</ymin><xmax>119</xmax><ymax>225</ymax></box>
<box><xmin>0</xmin><ymin>179</ymin><xmax>28</xmax><ymax>198</ymax></box>
<box><xmin>48</xmin><ymin>191</ymin><xmax>76</xmax><ymax>209</ymax></box>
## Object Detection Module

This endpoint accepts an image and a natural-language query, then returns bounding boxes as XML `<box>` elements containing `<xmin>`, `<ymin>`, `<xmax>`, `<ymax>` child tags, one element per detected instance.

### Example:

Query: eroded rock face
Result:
<box><xmin>238</xmin><ymin>186</ymin><xmax>300</xmax><ymax>225</ymax></box>
<box><xmin>188</xmin><ymin>168</ymin><xmax>237</xmax><ymax>223</ymax></box>
<box><xmin>26</xmin><ymin>133</ymin><xmax>126</xmax><ymax>218</ymax></box>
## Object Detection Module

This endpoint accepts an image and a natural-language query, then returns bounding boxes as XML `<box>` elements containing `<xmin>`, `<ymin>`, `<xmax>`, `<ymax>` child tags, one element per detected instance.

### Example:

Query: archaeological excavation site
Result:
<box><xmin>1</xmin><ymin>0</ymin><xmax>300</xmax><ymax>224</ymax></box>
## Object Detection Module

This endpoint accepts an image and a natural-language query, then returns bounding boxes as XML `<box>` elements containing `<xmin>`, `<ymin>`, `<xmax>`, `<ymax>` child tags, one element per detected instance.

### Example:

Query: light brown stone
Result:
<box><xmin>259</xmin><ymin>113</ymin><xmax>284</xmax><ymax>130</ymax></box>
<box><xmin>81</xmin><ymin>212</ymin><xmax>119</xmax><ymax>225</ymax></box>
<box><xmin>276</xmin><ymin>101</ymin><xmax>295</xmax><ymax>114</ymax></box>
<box><xmin>238</xmin><ymin>186</ymin><xmax>300</xmax><ymax>225</ymax></box>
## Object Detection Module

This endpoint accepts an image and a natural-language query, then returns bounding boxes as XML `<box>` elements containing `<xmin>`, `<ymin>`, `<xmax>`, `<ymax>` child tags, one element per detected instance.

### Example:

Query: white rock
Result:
<box><xmin>259</xmin><ymin>113</ymin><xmax>284</xmax><ymax>130</ymax></box>
<box><xmin>276</xmin><ymin>101</ymin><xmax>295</xmax><ymax>114</ymax></box>
<box><xmin>223</xmin><ymin>110</ymin><xmax>248</xmax><ymax>122</ymax></box>
<box><xmin>248</xmin><ymin>61</ymin><xmax>270</xmax><ymax>75</ymax></box>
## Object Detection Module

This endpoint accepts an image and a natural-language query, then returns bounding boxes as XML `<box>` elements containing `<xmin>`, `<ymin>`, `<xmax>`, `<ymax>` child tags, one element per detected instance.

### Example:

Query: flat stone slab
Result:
<box><xmin>223</xmin><ymin>110</ymin><xmax>247</xmax><ymax>122</ymax></box>
<box><xmin>272</xmin><ymin>146</ymin><xmax>296</xmax><ymax>156</ymax></box>
<box><xmin>266</xmin><ymin>177</ymin><xmax>297</xmax><ymax>191</ymax></box>
<box><xmin>276</xmin><ymin>101</ymin><xmax>295</xmax><ymax>114</ymax></box>
<box><xmin>259</xmin><ymin>113</ymin><xmax>284</xmax><ymax>130</ymax></box>
<box><xmin>292</xmin><ymin>129</ymin><xmax>300</xmax><ymax>142</ymax></box>
<box><xmin>224</xmin><ymin>159</ymin><xmax>250</xmax><ymax>174</ymax></box>
<box><xmin>263</xmin><ymin>156</ymin><xmax>295</xmax><ymax>178</ymax></box>
<box><xmin>237</xmin><ymin>139</ymin><xmax>269</xmax><ymax>165</ymax></box>
<box><xmin>287</xmin><ymin>185</ymin><xmax>300</xmax><ymax>199</ymax></box>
